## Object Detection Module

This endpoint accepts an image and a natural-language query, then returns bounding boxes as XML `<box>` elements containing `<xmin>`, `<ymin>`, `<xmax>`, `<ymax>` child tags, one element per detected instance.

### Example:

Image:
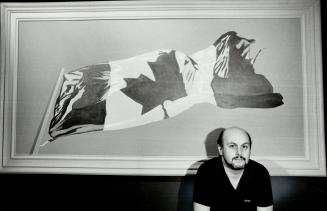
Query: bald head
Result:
<box><xmin>217</xmin><ymin>127</ymin><xmax>252</xmax><ymax>147</ymax></box>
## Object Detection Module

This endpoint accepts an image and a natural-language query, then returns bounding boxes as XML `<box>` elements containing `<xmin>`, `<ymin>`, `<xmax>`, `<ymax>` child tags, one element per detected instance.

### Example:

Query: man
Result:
<box><xmin>193</xmin><ymin>127</ymin><xmax>273</xmax><ymax>211</ymax></box>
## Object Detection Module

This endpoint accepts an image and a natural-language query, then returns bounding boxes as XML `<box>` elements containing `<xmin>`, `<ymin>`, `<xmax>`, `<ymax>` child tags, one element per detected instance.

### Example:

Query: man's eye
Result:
<box><xmin>242</xmin><ymin>145</ymin><xmax>249</xmax><ymax>149</ymax></box>
<box><xmin>229</xmin><ymin>145</ymin><xmax>236</xmax><ymax>148</ymax></box>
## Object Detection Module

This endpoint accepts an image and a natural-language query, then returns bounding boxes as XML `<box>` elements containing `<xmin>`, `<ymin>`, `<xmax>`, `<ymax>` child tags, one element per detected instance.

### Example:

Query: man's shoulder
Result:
<box><xmin>198</xmin><ymin>157</ymin><xmax>221</xmax><ymax>171</ymax></box>
<box><xmin>195</xmin><ymin>157</ymin><xmax>222</xmax><ymax>178</ymax></box>
<box><xmin>248</xmin><ymin>159</ymin><xmax>267</xmax><ymax>168</ymax></box>
<box><xmin>247</xmin><ymin>159</ymin><xmax>270</xmax><ymax>175</ymax></box>
<box><xmin>202</xmin><ymin>156</ymin><xmax>220</xmax><ymax>164</ymax></box>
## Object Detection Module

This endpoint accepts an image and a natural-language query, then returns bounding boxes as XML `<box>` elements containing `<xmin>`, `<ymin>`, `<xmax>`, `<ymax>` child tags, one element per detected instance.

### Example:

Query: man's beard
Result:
<box><xmin>223</xmin><ymin>155</ymin><xmax>247</xmax><ymax>170</ymax></box>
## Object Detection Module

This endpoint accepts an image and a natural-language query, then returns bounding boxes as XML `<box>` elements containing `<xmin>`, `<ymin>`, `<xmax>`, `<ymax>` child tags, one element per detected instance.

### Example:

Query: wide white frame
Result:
<box><xmin>0</xmin><ymin>0</ymin><xmax>325</xmax><ymax>176</ymax></box>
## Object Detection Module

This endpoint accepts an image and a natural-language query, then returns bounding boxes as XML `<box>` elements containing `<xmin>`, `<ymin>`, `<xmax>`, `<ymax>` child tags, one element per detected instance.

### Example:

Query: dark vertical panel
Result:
<box><xmin>271</xmin><ymin>177</ymin><xmax>327</xmax><ymax>211</ymax></box>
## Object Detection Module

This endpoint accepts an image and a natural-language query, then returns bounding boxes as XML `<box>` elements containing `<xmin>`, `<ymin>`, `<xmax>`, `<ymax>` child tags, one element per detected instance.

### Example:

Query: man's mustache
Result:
<box><xmin>232</xmin><ymin>156</ymin><xmax>246</xmax><ymax>161</ymax></box>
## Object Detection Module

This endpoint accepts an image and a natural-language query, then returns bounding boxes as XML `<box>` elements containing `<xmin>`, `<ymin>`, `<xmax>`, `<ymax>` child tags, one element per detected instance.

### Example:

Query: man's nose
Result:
<box><xmin>235</xmin><ymin>147</ymin><xmax>242</xmax><ymax>156</ymax></box>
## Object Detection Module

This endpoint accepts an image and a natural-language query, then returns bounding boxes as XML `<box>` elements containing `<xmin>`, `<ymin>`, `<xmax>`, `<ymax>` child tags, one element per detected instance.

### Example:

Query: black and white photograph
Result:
<box><xmin>0</xmin><ymin>0</ymin><xmax>326</xmax><ymax>210</ymax></box>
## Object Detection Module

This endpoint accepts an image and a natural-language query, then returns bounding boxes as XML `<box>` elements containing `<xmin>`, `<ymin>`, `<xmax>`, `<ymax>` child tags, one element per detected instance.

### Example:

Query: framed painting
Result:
<box><xmin>0</xmin><ymin>0</ymin><xmax>325</xmax><ymax>175</ymax></box>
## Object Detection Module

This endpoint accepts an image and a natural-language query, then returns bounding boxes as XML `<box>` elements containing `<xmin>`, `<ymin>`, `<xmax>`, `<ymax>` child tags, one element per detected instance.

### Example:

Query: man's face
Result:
<box><xmin>218</xmin><ymin>128</ymin><xmax>251</xmax><ymax>170</ymax></box>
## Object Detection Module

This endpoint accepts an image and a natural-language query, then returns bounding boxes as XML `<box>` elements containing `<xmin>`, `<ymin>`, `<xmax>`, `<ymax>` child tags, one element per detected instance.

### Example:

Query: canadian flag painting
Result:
<box><xmin>35</xmin><ymin>31</ymin><xmax>283</xmax><ymax>152</ymax></box>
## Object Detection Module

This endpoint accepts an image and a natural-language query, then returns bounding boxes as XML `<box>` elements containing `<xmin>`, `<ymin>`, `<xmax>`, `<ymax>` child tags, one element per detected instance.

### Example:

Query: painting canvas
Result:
<box><xmin>0</xmin><ymin>0</ymin><xmax>325</xmax><ymax>175</ymax></box>
<box><xmin>42</xmin><ymin>31</ymin><xmax>283</xmax><ymax>146</ymax></box>
<box><xmin>18</xmin><ymin>18</ymin><xmax>298</xmax><ymax>157</ymax></box>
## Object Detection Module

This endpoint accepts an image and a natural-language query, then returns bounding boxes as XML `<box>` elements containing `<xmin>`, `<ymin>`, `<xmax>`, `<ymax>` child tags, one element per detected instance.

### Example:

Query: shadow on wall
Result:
<box><xmin>204</xmin><ymin>128</ymin><xmax>223</xmax><ymax>157</ymax></box>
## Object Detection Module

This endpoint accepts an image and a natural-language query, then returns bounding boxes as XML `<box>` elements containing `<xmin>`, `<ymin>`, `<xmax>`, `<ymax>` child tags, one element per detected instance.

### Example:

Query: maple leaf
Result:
<box><xmin>120</xmin><ymin>50</ymin><xmax>187</xmax><ymax>117</ymax></box>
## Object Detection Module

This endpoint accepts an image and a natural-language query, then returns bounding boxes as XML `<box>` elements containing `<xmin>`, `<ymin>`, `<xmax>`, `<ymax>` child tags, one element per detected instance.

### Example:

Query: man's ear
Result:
<box><xmin>218</xmin><ymin>145</ymin><xmax>223</xmax><ymax>155</ymax></box>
